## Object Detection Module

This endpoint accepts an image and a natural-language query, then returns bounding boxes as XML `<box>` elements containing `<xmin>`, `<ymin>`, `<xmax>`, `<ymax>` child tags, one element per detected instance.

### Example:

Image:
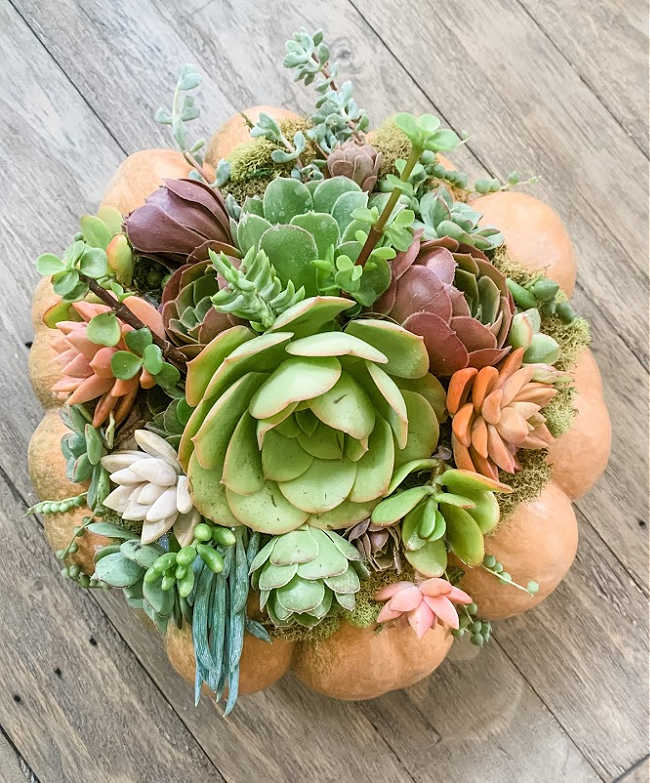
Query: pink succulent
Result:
<box><xmin>375</xmin><ymin>578</ymin><xmax>472</xmax><ymax>639</ymax></box>
<box><xmin>50</xmin><ymin>298</ymin><xmax>165</xmax><ymax>427</ymax></box>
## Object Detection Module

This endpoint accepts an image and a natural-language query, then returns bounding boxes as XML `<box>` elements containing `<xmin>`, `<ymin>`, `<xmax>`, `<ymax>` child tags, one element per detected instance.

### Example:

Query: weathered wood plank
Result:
<box><xmin>617</xmin><ymin>756</ymin><xmax>650</xmax><ymax>783</ymax></box>
<box><xmin>0</xmin><ymin>473</ymin><xmax>222</xmax><ymax>783</ymax></box>
<box><xmin>0</xmin><ymin>731</ymin><xmax>36</xmax><ymax>783</ymax></box>
<box><xmin>492</xmin><ymin>508</ymin><xmax>648</xmax><ymax>779</ymax></box>
<box><xmin>517</xmin><ymin>0</ymin><xmax>648</xmax><ymax>148</ymax></box>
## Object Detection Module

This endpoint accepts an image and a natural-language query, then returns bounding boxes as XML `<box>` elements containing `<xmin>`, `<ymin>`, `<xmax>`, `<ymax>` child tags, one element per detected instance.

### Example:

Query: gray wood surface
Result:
<box><xmin>1</xmin><ymin>1</ymin><xmax>647</xmax><ymax>781</ymax></box>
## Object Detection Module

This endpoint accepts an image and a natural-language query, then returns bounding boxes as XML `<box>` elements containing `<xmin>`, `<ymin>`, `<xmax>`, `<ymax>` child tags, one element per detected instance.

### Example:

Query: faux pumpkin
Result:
<box><xmin>473</xmin><ymin>191</ymin><xmax>577</xmax><ymax>296</ymax></box>
<box><xmin>27</xmin><ymin>104</ymin><xmax>609</xmax><ymax>703</ymax></box>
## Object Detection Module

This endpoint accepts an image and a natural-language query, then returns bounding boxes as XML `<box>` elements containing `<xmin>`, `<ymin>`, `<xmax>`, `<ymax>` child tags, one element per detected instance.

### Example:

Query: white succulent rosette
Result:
<box><xmin>101</xmin><ymin>430</ymin><xmax>199</xmax><ymax>545</ymax></box>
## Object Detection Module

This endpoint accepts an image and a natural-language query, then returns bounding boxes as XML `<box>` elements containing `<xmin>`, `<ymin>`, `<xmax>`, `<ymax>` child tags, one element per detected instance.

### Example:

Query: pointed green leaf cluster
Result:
<box><xmin>210</xmin><ymin>247</ymin><xmax>305</xmax><ymax>331</ymax></box>
<box><xmin>371</xmin><ymin>465</ymin><xmax>512</xmax><ymax>577</ymax></box>
<box><xmin>59</xmin><ymin>405</ymin><xmax>111</xmax><ymax>511</ymax></box>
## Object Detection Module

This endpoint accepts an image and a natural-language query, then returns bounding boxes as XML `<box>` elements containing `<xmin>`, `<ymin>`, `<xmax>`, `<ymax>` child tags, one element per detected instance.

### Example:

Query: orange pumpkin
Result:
<box><xmin>547</xmin><ymin>348</ymin><xmax>611</xmax><ymax>499</ymax></box>
<box><xmin>456</xmin><ymin>481</ymin><xmax>578</xmax><ymax>620</ymax></box>
<box><xmin>166</xmin><ymin>622</ymin><xmax>294</xmax><ymax>695</ymax></box>
<box><xmin>293</xmin><ymin>619</ymin><xmax>453</xmax><ymax>700</ymax></box>
<box><xmin>101</xmin><ymin>148</ymin><xmax>192</xmax><ymax>216</ymax></box>
<box><xmin>473</xmin><ymin>191</ymin><xmax>577</xmax><ymax>296</ymax></box>
<box><xmin>205</xmin><ymin>105</ymin><xmax>302</xmax><ymax>167</ymax></box>
<box><xmin>26</xmin><ymin>111</ymin><xmax>609</xmax><ymax>701</ymax></box>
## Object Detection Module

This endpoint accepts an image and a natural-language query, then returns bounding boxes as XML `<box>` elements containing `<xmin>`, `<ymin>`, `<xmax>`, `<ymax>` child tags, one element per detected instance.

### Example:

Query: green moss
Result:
<box><xmin>222</xmin><ymin>118</ymin><xmax>317</xmax><ymax>202</ymax></box>
<box><xmin>369</xmin><ymin>117</ymin><xmax>413</xmax><ymax>177</ymax></box>
<box><xmin>497</xmin><ymin>449</ymin><xmax>551</xmax><ymax>519</ymax></box>
<box><xmin>269</xmin><ymin>565</ymin><xmax>411</xmax><ymax>643</ymax></box>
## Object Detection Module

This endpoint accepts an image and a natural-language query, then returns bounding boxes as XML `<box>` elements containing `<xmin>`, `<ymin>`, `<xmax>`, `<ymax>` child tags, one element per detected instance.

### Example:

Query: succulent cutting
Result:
<box><xmin>27</xmin><ymin>28</ymin><xmax>606</xmax><ymax>714</ymax></box>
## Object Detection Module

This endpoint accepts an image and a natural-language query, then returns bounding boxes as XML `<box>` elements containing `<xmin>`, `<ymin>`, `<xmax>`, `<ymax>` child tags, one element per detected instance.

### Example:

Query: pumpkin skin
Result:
<box><xmin>101</xmin><ymin>148</ymin><xmax>192</xmax><ymax>216</ymax></box>
<box><xmin>166</xmin><ymin>621</ymin><xmax>294</xmax><ymax>695</ymax></box>
<box><xmin>28</xmin><ymin>410</ymin><xmax>110</xmax><ymax>574</ymax></box>
<box><xmin>29</xmin><ymin>328</ymin><xmax>65</xmax><ymax>408</ymax></box>
<box><xmin>473</xmin><ymin>191</ymin><xmax>577</xmax><ymax>296</ymax></box>
<box><xmin>456</xmin><ymin>481</ymin><xmax>578</xmax><ymax>620</ymax></box>
<box><xmin>547</xmin><ymin>348</ymin><xmax>611</xmax><ymax>500</ymax></box>
<box><xmin>205</xmin><ymin>105</ymin><xmax>301</xmax><ymax>167</ymax></box>
<box><xmin>292</xmin><ymin>619</ymin><xmax>453</xmax><ymax>700</ymax></box>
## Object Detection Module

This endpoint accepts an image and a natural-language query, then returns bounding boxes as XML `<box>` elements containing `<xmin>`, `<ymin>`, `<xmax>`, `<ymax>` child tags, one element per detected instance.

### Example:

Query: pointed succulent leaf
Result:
<box><xmin>345</xmin><ymin>320</ymin><xmax>429</xmax><ymax>379</ymax></box>
<box><xmin>349</xmin><ymin>416</ymin><xmax>394</xmax><ymax>503</ymax></box>
<box><xmin>439</xmin><ymin>469</ymin><xmax>512</xmax><ymax>495</ymax></box>
<box><xmin>286</xmin><ymin>332</ymin><xmax>387</xmax><ymax>363</ymax></box>
<box><xmin>249</xmin><ymin>356</ymin><xmax>341</xmax><ymax>419</ymax></box>
<box><xmin>193</xmin><ymin>372</ymin><xmax>265</xmax><ymax>470</ymax></box>
<box><xmin>386</xmin><ymin>458</ymin><xmax>438</xmax><ymax>495</ymax></box>
<box><xmin>394</xmin><ymin>390</ymin><xmax>439</xmax><ymax>467</ymax></box>
<box><xmin>398</xmin><ymin>375</ymin><xmax>447</xmax><ymax>422</ymax></box>
<box><xmin>441</xmin><ymin>504</ymin><xmax>485</xmax><ymax>566</ymax></box>
<box><xmin>185</xmin><ymin>325</ymin><xmax>254</xmax><ymax>406</ymax></box>
<box><xmin>466</xmin><ymin>490</ymin><xmax>501</xmax><ymax>534</ymax></box>
<box><xmin>371</xmin><ymin>486</ymin><xmax>431</xmax><ymax>527</ymax></box>
<box><xmin>296</xmin><ymin>530</ymin><xmax>348</xmax><ymax>578</ymax></box>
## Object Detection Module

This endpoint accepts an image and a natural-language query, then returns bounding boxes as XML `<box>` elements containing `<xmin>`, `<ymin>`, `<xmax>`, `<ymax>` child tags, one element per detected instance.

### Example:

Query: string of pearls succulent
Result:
<box><xmin>101</xmin><ymin>430</ymin><xmax>199</xmax><ymax>545</ymax></box>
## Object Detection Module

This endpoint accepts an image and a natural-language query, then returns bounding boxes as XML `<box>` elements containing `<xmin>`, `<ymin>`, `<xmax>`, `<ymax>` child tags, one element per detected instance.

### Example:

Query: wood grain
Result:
<box><xmin>1</xmin><ymin>0</ymin><xmax>648</xmax><ymax>781</ymax></box>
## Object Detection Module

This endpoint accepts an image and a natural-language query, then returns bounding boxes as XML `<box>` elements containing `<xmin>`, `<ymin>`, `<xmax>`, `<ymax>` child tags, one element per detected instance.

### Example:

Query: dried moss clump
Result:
<box><xmin>497</xmin><ymin>449</ymin><xmax>551</xmax><ymax>519</ymax></box>
<box><xmin>222</xmin><ymin>118</ymin><xmax>317</xmax><ymax>202</ymax></box>
<box><xmin>368</xmin><ymin>117</ymin><xmax>413</xmax><ymax>177</ymax></box>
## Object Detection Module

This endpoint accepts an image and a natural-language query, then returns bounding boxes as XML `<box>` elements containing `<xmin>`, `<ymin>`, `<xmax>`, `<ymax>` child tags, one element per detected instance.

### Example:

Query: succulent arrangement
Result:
<box><xmin>27</xmin><ymin>29</ymin><xmax>604</xmax><ymax>714</ymax></box>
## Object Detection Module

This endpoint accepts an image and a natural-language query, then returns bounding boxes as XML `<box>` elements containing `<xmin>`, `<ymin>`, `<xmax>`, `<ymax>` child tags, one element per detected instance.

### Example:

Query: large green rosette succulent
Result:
<box><xmin>178</xmin><ymin>296</ymin><xmax>445</xmax><ymax>535</ymax></box>
<box><xmin>249</xmin><ymin>525</ymin><xmax>366</xmax><ymax>627</ymax></box>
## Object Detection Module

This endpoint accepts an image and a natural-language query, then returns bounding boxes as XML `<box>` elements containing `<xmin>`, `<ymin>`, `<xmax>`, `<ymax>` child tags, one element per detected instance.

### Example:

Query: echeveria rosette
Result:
<box><xmin>178</xmin><ymin>296</ymin><xmax>445</xmax><ymax>536</ymax></box>
<box><xmin>51</xmin><ymin>299</ymin><xmax>169</xmax><ymax>426</ymax></box>
<box><xmin>371</xmin><ymin>464</ymin><xmax>512</xmax><ymax>577</ymax></box>
<box><xmin>446</xmin><ymin>347</ymin><xmax>557</xmax><ymax>480</ymax></box>
<box><xmin>161</xmin><ymin>260</ymin><xmax>238</xmax><ymax>358</ymax></box>
<box><xmin>101</xmin><ymin>429</ymin><xmax>201</xmax><ymax>546</ymax></box>
<box><xmin>375</xmin><ymin>233</ymin><xmax>514</xmax><ymax>376</ymax></box>
<box><xmin>250</xmin><ymin>525</ymin><xmax>366</xmax><ymax>627</ymax></box>
<box><xmin>375</xmin><ymin>577</ymin><xmax>472</xmax><ymax>639</ymax></box>
<box><xmin>234</xmin><ymin>177</ymin><xmax>406</xmax><ymax>308</ymax></box>
<box><xmin>326</xmin><ymin>141</ymin><xmax>382</xmax><ymax>192</ymax></box>
<box><xmin>124</xmin><ymin>178</ymin><xmax>237</xmax><ymax>266</ymax></box>
<box><xmin>414</xmin><ymin>187</ymin><xmax>503</xmax><ymax>251</ymax></box>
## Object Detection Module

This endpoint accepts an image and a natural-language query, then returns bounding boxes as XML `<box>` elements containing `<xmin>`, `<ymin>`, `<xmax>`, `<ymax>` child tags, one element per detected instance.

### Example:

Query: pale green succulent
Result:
<box><xmin>250</xmin><ymin>525</ymin><xmax>365</xmax><ymax>627</ymax></box>
<box><xmin>414</xmin><ymin>186</ymin><xmax>503</xmax><ymax>250</ymax></box>
<box><xmin>179</xmin><ymin>295</ymin><xmax>444</xmax><ymax>536</ymax></box>
<box><xmin>234</xmin><ymin>176</ymin><xmax>409</xmax><ymax>307</ymax></box>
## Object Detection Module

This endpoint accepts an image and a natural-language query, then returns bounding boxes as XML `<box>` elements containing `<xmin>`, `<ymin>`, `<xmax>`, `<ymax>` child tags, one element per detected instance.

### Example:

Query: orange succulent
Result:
<box><xmin>446</xmin><ymin>347</ymin><xmax>556</xmax><ymax>480</ymax></box>
<box><xmin>50</xmin><ymin>298</ymin><xmax>165</xmax><ymax>427</ymax></box>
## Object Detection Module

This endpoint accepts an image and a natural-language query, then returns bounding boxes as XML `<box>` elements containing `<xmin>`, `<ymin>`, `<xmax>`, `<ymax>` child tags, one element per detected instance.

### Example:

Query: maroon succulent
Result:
<box><xmin>124</xmin><ymin>178</ymin><xmax>237</xmax><ymax>266</ymax></box>
<box><xmin>375</xmin><ymin>232</ymin><xmax>513</xmax><ymax>376</ymax></box>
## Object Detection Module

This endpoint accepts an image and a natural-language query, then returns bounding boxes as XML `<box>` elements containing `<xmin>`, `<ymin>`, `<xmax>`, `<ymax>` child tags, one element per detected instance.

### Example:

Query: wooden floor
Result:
<box><xmin>0</xmin><ymin>1</ymin><xmax>647</xmax><ymax>781</ymax></box>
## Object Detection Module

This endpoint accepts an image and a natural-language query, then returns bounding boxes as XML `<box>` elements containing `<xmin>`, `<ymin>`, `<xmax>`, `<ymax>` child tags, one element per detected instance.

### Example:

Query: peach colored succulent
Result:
<box><xmin>50</xmin><ymin>298</ymin><xmax>165</xmax><ymax>427</ymax></box>
<box><xmin>376</xmin><ymin>578</ymin><xmax>472</xmax><ymax>639</ymax></box>
<box><xmin>446</xmin><ymin>346</ymin><xmax>557</xmax><ymax>480</ymax></box>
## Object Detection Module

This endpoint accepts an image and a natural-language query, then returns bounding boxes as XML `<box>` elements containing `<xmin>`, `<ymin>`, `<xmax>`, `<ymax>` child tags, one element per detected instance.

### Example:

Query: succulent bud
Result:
<box><xmin>106</xmin><ymin>233</ymin><xmax>134</xmax><ymax>286</ymax></box>
<box><xmin>326</xmin><ymin>140</ymin><xmax>382</xmax><ymax>192</ymax></box>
